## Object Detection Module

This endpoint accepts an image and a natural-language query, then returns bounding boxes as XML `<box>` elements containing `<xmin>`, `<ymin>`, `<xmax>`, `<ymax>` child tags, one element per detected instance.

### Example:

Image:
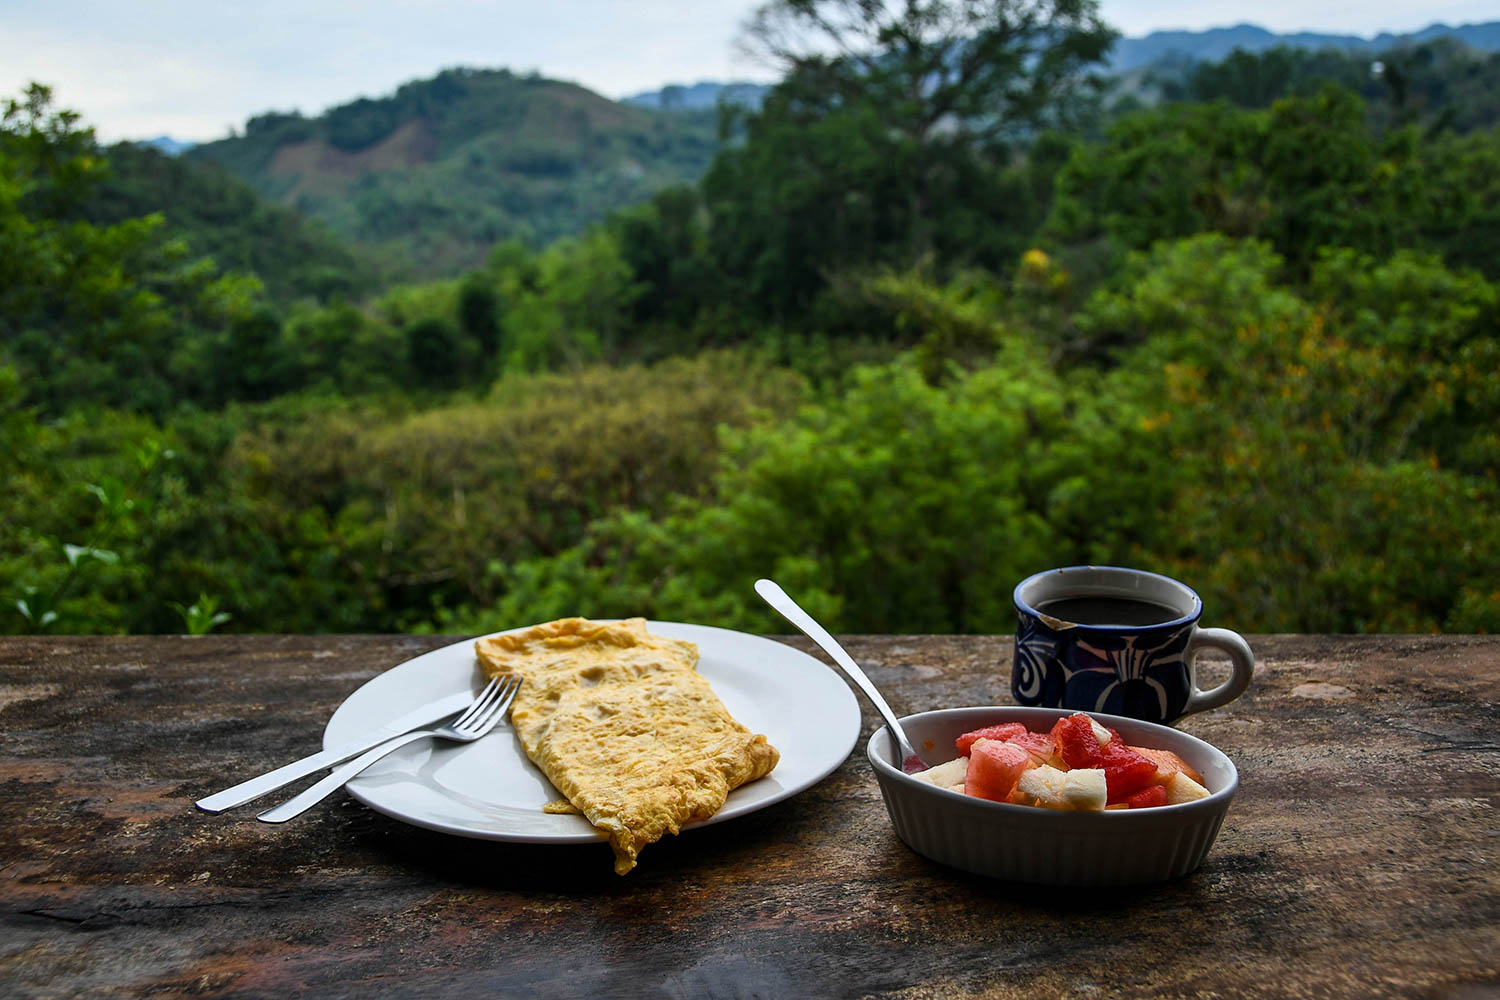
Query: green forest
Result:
<box><xmin>4</xmin><ymin>0</ymin><xmax>1498</xmax><ymax>638</ymax></box>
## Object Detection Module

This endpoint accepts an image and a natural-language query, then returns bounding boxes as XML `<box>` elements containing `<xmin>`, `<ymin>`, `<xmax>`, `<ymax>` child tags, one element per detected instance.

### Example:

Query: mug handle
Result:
<box><xmin>1181</xmin><ymin>627</ymin><xmax>1255</xmax><ymax>717</ymax></box>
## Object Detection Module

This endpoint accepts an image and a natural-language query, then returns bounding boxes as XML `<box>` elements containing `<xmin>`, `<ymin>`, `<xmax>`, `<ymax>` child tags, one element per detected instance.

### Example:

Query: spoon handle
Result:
<box><xmin>755</xmin><ymin>579</ymin><xmax>926</xmax><ymax>772</ymax></box>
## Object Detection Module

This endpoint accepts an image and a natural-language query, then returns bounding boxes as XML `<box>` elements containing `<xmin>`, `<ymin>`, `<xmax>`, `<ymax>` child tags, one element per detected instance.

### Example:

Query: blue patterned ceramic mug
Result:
<box><xmin>1011</xmin><ymin>566</ymin><xmax>1254</xmax><ymax>725</ymax></box>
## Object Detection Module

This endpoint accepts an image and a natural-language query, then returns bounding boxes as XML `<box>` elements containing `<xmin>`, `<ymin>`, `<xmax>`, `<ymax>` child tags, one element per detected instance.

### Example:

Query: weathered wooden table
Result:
<box><xmin>2</xmin><ymin>634</ymin><xmax>1496</xmax><ymax>998</ymax></box>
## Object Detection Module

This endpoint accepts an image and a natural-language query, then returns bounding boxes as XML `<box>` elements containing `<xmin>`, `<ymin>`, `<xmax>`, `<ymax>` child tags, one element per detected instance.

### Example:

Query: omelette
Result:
<box><xmin>474</xmin><ymin>617</ymin><xmax>779</xmax><ymax>874</ymax></box>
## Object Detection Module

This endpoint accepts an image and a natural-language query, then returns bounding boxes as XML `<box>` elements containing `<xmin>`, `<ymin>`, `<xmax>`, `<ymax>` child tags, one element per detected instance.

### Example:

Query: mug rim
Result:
<box><xmin>1013</xmin><ymin>565</ymin><xmax>1203</xmax><ymax>632</ymax></box>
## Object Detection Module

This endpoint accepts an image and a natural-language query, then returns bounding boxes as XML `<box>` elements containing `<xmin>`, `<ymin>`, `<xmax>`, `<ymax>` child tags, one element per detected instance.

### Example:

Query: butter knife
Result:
<box><xmin>194</xmin><ymin>688</ymin><xmax>475</xmax><ymax>812</ymax></box>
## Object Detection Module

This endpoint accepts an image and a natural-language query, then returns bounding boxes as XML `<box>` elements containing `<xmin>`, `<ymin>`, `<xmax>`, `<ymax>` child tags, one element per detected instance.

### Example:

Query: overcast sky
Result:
<box><xmin>4</xmin><ymin>0</ymin><xmax>1495</xmax><ymax>143</ymax></box>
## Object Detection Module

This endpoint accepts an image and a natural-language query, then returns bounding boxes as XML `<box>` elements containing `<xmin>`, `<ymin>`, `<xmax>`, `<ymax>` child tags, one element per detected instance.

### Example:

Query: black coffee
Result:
<box><xmin>1036</xmin><ymin>596</ymin><xmax>1182</xmax><ymax>627</ymax></box>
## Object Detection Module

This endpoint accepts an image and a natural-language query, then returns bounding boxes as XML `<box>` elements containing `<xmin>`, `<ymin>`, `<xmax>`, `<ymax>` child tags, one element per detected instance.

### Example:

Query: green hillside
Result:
<box><xmin>187</xmin><ymin>68</ymin><xmax>721</xmax><ymax>281</ymax></box>
<box><xmin>86</xmin><ymin>141</ymin><xmax>381</xmax><ymax>305</ymax></box>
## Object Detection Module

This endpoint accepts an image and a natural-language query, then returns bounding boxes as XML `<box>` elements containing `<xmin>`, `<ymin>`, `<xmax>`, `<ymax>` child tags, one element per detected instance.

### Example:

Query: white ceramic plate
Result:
<box><xmin>322</xmin><ymin>621</ymin><xmax>861</xmax><ymax>842</ymax></box>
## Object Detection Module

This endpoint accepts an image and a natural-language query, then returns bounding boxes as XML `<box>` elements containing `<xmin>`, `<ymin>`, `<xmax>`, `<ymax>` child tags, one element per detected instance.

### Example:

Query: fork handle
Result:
<box><xmin>256</xmin><ymin>730</ymin><xmax>432</xmax><ymax>824</ymax></box>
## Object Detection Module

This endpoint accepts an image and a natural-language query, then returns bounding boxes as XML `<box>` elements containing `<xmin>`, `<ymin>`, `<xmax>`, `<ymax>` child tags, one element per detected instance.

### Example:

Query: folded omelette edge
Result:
<box><xmin>474</xmin><ymin>617</ymin><xmax>780</xmax><ymax>874</ymax></box>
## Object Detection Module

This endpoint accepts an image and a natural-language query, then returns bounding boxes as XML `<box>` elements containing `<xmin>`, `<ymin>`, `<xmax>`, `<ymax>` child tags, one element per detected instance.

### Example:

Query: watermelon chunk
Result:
<box><xmin>1100</xmin><ymin>742</ymin><xmax>1161</xmax><ymax>801</ymax></box>
<box><xmin>1051</xmin><ymin>713</ymin><xmax>1105</xmax><ymax>768</ymax></box>
<box><xmin>1123</xmin><ymin>784</ymin><xmax>1168</xmax><ymax>809</ymax></box>
<box><xmin>956</xmin><ymin>722</ymin><xmax>1027</xmax><ymax>756</ymax></box>
<box><xmin>1006</xmin><ymin>730</ymin><xmax>1057</xmax><ymax>763</ymax></box>
<box><xmin>963</xmin><ymin>740</ymin><xmax>1032</xmax><ymax>802</ymax></box>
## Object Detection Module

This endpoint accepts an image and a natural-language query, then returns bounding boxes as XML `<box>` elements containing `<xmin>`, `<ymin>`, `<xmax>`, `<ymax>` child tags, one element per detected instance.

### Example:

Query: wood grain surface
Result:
<box><xmin>1</xmin><ymin>633</ymin><xmax>1497</xmax><ymax>998</ymax></box>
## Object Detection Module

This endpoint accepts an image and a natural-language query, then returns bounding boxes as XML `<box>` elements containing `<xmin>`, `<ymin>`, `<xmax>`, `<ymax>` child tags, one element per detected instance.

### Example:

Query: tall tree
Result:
<box><xmin>740</xmin><ymin>0</ymin><xmax>1116</xmax><ymax>154</ymax></box>
<box><xmin>707</xmin><ymin>0</ymin><xmax>1116</xmax><ymax>321</ymax></box>
<box><xmin>1</xmin><ymin>84</ymin><xmax>261</xmax><ymax>415</ymax></box>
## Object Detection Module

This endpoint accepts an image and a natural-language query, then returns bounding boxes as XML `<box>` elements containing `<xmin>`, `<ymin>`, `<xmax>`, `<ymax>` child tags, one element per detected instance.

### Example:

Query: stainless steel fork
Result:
<box><xmin>257</xmin><ymin>674</ymin><xmax>522</xmax><ymax>823</ymax></box>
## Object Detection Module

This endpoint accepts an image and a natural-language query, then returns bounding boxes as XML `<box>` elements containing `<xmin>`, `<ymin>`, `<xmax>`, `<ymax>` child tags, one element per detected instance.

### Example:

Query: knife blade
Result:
<box><xmin>194</xmin><ymin>688</ymin><xmax>475</xmax><ymax>812</ymax></box>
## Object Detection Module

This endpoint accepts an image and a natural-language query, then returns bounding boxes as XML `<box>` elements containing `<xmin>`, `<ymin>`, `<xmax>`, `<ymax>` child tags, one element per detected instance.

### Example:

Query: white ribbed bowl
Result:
<box><xmin>867</xmin><ymin>706</ymin><xmax>1238</xmax><ymax>886</ymax></box>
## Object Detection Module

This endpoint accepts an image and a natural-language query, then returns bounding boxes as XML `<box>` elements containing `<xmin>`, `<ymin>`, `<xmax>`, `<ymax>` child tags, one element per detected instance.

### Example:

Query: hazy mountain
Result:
<box><xmin>622</xmin><ymin>81</ymin><xmax>769</xmax><ymax>111</ymax></box>
<box><xmin>1109</xmin><ymin>20</ymin><xmax>1500</xmax><ymax>72</ymax></box>
<box><xmin>137</xmin><ymin>135</ymin><xmax>196</xmax><ymax>156</ymax></box>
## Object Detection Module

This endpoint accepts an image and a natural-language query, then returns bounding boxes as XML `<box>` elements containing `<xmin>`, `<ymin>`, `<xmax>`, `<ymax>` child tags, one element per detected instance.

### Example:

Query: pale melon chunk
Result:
<box><xmin>1164</xmin><ymin>770</ymin><xmax>1211</xmax><ymax>804</ymax></box>
<box><xmin>912</xmin><ymin>756</ymin><xmax>970</xmax><ymax>791</ymax></box>
<box><xmin>1063</xmin><ymin>768</ymin><xmax>1108</xmax><ymax>810</ymax></box>
<box><xmin>1016</xmin><ymin>764</ymin><xmax>1070</xmax><ymax>809</ymax></box>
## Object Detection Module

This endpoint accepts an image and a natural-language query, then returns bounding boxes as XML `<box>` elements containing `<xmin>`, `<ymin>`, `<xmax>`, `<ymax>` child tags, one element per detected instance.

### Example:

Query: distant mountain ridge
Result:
<box><xmin>138</xmin><ymin>135</ymin><xmax>196</xmax><ymax>156</ymax></box>
<box><xmin>1107</xmin><ymin>20</ymin><xmax>1500</xmax><ymax>72</ymax></box>
<box><xmin>622</xmin><ymin>81</ymin><xmax>768</xmax><ymax>111</ymax></box>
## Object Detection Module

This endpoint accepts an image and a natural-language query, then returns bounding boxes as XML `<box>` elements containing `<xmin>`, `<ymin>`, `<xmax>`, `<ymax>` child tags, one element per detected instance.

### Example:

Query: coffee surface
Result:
<box><xmin>1035</xmin><ymin>596</ymin><xmax>1183</xmax><ymax>626</ymax></box>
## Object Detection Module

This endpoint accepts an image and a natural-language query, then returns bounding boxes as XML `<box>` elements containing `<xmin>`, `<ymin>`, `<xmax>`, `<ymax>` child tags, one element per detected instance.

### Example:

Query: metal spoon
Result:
<box><xmin>754</xmin><ymin>578</ymin><xmax>928</xmax><ymax>773</ymax></box>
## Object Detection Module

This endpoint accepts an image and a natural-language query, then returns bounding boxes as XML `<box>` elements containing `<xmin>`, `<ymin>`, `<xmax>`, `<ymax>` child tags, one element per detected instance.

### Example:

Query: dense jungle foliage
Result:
<box><xmin>4</xmin><ymin>0</ymin><xmax>1499</xmax><ymax>637</ymax></box>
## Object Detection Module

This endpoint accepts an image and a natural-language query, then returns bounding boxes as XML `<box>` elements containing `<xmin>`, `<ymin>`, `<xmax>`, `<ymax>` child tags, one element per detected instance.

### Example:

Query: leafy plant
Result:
<box><xmin>170</xmin><ymin>593</ymin><xmax>232</xmax><ymax>635</ymax></box>
<box><xmin>9</xmin><ymin>437</ymin><xmax>169</xmax><ymax>633</ymax></box>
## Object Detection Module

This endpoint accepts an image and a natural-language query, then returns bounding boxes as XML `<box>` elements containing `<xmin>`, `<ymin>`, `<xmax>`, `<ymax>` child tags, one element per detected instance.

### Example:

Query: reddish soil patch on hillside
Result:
<box><xmin>268</xmin><ymin>118</ymin><xmax>438</xmax><ymax>196</ymax></box>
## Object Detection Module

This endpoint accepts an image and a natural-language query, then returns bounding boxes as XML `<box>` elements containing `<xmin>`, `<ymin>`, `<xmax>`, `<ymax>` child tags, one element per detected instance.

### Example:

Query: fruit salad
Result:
<box><xmin>912</xmin><ymin>713</ymin><xmax>1212</xmax><ymax>810</ymax></box>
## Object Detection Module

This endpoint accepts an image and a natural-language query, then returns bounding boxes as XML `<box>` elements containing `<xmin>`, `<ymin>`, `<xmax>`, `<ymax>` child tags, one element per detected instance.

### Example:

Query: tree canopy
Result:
<box><xmin>704</xmin><ymin>0</ymin><xmax>1116</xmax><ymax>320</ymax></box>
<box><xmin>5</xmin><ymin>20</ymin><xmax>1500</xmax><ymax>637</ymax></box>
